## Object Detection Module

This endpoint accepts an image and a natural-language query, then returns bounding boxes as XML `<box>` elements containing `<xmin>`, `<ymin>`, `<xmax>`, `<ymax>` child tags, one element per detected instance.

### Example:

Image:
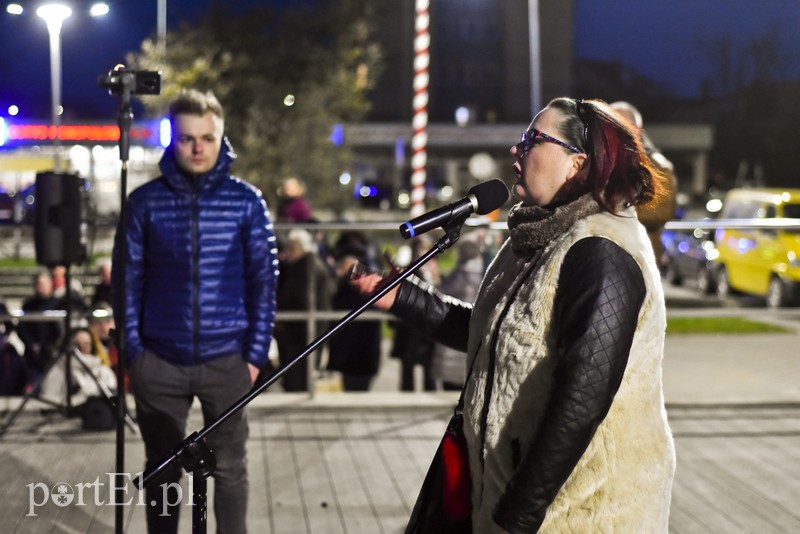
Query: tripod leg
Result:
<box><xmin>0</xmin><ymin>350</ymin><xmax>67</xmax><ymax>437</ymax></box>
<box><xmin>70</xmin><ymin>348</ymin><xmax>138</xmax><ymax>434</ymax></box>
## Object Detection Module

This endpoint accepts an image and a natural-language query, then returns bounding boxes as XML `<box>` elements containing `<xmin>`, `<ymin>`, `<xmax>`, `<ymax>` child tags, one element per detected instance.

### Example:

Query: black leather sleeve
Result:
<box><xmin>494</xmin><ymin>237</ymin><xmax>646</xmax><ymax>533</ymax></box>
<box><xmin>389</xmin><ymin>276</ymin><xmax>472</xmax><ymax>352</ymax></box>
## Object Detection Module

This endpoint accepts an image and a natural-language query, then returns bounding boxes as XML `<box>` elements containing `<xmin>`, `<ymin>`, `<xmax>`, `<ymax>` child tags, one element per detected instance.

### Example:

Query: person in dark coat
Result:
<box><xmin>1</xmin><ymin>296</ymin><xmax>25</xmax><ymax>395</ymax></box>
<box><xmin>390</xmin><ymin>238</ymin><xmax>439</xmax><ymax>392</ymax></box>
<box><xmin>91</xmin><ymin>258</ymin><xmax>113</xmax><ymax>307</ymax></box>
<box><xmin>16</xmin><ymin>271</ymin><xmax>62</xmax><ymax>384</ymax></box>
<box><xmin>273</xmin><ymin>229</ymin><xmax>332</xmax><ymax>392</ymax></box>
<box><xmin>327</xmin><ymin>250</ymin><xmax>382</xmax><ymax>391</ymax></box>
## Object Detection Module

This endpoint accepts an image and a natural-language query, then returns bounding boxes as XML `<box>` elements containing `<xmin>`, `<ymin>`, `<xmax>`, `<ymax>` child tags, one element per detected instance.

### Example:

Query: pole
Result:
<box><xmin>43</xmin><ymin>17</ymin><xmax>64</xmax><ymax>169</ymax></box>
<box><xmin>411</xmin><ymin>0</ymin><xmax>430</xmax><ymax>218</ymax></box>
<box><xmin>114</xmin><ymin>85</ymin><xmax>133</xmax><ymax>534</ymax></box>
<box><xmin>157</xmin><ymin>0</ymin><xmax>167</xmax><ymax>53</ymax></box>
<box><xmin>528</xmin><ymin>0</ymin><xmax>542</xmax><ymax>116</ymax></box>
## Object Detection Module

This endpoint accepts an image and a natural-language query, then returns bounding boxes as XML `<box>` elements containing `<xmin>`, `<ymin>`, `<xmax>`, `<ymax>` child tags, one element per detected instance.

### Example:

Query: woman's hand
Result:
<box><xmin>348</xmin><ymin>273</ymin><xmax>398</xmax><ymax>311</ymax></box>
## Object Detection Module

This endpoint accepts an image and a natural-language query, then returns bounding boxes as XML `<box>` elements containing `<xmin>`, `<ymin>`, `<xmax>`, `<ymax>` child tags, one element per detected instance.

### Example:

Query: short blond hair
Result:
<box><xmin>168</xmin><ymin>88</ymin><xmax>224</xmax><ymax>122</ymax></box>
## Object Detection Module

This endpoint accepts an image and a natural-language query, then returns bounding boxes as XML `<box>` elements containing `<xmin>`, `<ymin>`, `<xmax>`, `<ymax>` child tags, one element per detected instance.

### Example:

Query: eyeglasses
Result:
<box><xmin>517</xmin><ymin>128</ymin><xmax>584</xmax><ymax>156</ymax></box>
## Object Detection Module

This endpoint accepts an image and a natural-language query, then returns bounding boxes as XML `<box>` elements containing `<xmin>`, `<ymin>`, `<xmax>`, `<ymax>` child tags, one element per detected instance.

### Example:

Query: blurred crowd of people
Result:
<box><xmin>268</xmin><ymin>224</ymin><xmax>496</xmax><ymax>394</ymax></box>
<box><xmin>268</xmin><ymin>175</ymin><xmax>503</xmax><ymax>393</ymax></box>
<box><xmin>252</xmin><ymin>174</ymin><xmax>497</xmax><ymax>394</ymax></box>
<box><xmin>0</xmin><ymin>262</ymin><xmax>119</xmax><ymax>418</ymax></box>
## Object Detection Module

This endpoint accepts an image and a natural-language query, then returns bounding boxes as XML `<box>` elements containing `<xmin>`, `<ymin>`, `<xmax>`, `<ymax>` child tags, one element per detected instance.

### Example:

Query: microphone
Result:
<box><xmin>399</xmin><ymin>179</ymin><xmax>509</xmax><ymax>239</ymax></box>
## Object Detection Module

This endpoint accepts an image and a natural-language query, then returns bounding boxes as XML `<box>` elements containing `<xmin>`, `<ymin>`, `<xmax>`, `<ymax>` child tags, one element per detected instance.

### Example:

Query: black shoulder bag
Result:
<box><xmin>405</xmin><ymin>368</ymin><xmax>474</xmax><ymax>533</ymax></box>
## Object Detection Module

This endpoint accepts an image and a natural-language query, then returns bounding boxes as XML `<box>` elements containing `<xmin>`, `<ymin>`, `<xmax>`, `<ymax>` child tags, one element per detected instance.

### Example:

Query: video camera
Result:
<box><xmin>98</xmin><ymin>66</ymin><xmax>161</xmax><ymax>96</ymax></box>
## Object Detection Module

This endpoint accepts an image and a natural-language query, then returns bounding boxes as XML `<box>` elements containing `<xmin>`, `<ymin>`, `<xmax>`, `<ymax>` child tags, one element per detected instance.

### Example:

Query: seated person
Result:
<box><xmin>87</xmin><ymin>303</ymin><xmax>128</xmax><ymax>391</ymax></box>
<box><xmin>1</xmin><ymin>297</ymin><xmax>26</xmax><ymax>395</ymax></box>
<box><xmin>39</xmin><ymin>327</ymin><xmax>117</xmax><ymax>406</ymax></box>
<box><xmin>16</xmin><ymin>271</ymin><xmax>63</xmax><ymax>383</ymax></box>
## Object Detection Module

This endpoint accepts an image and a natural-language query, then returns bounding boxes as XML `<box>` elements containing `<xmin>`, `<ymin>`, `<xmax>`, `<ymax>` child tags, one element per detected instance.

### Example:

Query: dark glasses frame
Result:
<box><xmin>517</xmin><ymin>128</ymin><xmax>584</xmax><ymax>156</ymax></box>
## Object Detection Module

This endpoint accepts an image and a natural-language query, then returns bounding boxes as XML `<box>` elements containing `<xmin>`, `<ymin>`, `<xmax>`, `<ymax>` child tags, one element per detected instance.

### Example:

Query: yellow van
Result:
<box><xmin>714</xmin><ymin>188</ymin><xmax>800</xmax><ymax>308</ymax></box>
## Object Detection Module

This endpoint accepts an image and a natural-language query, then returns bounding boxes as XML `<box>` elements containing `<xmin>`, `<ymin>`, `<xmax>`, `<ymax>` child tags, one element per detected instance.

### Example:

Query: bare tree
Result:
<box><xmin>707</xmin><ymin>27</ymin><xmax>799</xmax><ymax>188</ymax></box>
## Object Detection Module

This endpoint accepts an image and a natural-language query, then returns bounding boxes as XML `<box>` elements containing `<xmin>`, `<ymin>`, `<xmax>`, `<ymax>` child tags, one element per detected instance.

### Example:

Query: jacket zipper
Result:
<box><xmin>192</xmin><ymin>184</ymin><xmax>200</xmax><ymax>363</ymax></box>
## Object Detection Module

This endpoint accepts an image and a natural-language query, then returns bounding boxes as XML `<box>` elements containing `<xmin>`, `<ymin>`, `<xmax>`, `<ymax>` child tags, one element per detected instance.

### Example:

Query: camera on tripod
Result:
<box><xmin>98</xmin><ymin>66</ymin><xmax>161</xmax><ymax>96</ymax></box>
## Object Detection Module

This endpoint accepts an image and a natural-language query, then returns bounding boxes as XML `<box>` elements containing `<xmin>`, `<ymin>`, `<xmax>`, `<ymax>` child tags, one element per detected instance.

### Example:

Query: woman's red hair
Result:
<box><xmin>549</xmin><ymin>97</ymin><xmax>667</xmax><ymax>214</ymax></box>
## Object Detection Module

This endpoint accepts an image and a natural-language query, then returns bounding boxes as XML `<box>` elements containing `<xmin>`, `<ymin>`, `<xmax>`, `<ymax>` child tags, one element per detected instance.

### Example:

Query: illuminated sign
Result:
<box><xmin>0</xmin><ymin>120</ymin><xmax>164</xmax><ymax>147</ymax></box>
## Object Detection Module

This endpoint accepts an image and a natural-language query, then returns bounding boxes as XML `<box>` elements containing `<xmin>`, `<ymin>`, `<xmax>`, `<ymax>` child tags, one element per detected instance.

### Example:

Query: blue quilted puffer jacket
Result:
<box><xmin>113</xmin><ymin>138</ymin><xmax>278</xmax><ymax>368</ymax></box>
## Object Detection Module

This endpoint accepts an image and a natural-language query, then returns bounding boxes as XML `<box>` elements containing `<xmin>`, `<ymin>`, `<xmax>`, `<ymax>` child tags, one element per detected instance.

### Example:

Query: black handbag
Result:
<box><xmin>405</xmin><ymin>382</ymin><xmax>473</xmax><ymax>533</ymax></box>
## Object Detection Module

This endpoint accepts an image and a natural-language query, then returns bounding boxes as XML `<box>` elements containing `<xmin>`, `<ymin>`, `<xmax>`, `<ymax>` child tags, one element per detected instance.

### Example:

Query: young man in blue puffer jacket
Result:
<box><xmin>113</xmin><ymin>88</ymin><xmax>278</xmax><ymax>533</ymax></box>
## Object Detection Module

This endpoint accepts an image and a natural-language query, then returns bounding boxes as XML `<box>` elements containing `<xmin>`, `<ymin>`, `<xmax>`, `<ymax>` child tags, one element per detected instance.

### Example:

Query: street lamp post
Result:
<box><xmin>528</xmin><ymin>0</ymin><xmax>542</xmax><ymax>116</ymax></box>
<box><xmin>36</xmin><ymin>3</ymin><xmax>71</xmax><ymax>168</ymax></box>
<box><xmin>157</xmin><ymin>0</ymin><xmax>167</xmax><ymax>52</ymax></box>
<box><xmin>6</xmin><ymin>2</ymin><xmax>109</xmax><ymax>168</ymax></box>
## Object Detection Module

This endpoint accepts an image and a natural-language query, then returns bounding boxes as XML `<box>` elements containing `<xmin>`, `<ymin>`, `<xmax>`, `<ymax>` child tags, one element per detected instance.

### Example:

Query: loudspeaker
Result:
<box><xmin>34</xmin><ymin>172</ymin><xmax>87</xmax><ymax>267</ymax></box>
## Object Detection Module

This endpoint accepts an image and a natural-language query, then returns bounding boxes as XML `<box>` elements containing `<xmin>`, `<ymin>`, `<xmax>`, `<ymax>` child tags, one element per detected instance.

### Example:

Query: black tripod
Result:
<box><xmin>0</xmin><ymin>265</ymin><xmax>137</xmax><ymax>436</ymax></box>
<box><xmin>97</xmin><ymin>65</ymin><xmax>161</xmax><ymax>534</ymax></box>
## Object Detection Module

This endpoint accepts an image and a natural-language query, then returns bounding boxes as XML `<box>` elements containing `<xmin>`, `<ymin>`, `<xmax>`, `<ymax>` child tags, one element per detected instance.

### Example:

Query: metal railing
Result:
<box><xmin>664</xmin><ymin>218</ymin><xmax>800</xmax><ymax>231</ymax></box>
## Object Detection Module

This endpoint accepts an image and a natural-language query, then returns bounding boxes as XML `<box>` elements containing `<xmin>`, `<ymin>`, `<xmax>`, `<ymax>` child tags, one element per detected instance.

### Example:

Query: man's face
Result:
<box><xmin>90</xmin><ymin>318</ymin><xmax>114</xmax><ymax>342</ymax></box>
<box><xmin>172</xmin><ymin>112</ymin><xmax>224</xmax><ymax>176</ymax></box>
<box><xmin>35</xmin><ymin>274</ymin><xmax>52</xmax><ymax>297</ymax></box>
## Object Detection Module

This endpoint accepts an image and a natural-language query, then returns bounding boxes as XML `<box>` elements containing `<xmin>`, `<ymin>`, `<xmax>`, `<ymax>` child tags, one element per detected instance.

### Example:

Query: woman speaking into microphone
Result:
<box><xmin>352</xmin><ymin>97</ymin><xmax>675</xmax><ymax>533</ymax></box>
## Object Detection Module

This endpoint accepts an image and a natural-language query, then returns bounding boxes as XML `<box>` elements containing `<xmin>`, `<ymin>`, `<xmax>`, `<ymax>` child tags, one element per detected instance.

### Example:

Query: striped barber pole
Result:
<box><xmin>410</xmin><ymin>0</ymin><xmax>430</xmax><ymax>217</ymax></box>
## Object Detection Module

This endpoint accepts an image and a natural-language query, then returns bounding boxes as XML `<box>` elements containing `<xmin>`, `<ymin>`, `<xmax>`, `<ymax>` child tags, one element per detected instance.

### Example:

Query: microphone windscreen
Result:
<box><xmin>469</xmin><ymin>179</ymin><xmax>509</xmax><ymax>215</ymax></box>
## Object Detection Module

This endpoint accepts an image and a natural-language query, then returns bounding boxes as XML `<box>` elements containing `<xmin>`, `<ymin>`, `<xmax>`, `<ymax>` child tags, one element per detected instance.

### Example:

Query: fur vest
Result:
<box><xmin>463</xmin><ymin>206</ymin><xmax>675</xmax><ymax>532</ymax></box>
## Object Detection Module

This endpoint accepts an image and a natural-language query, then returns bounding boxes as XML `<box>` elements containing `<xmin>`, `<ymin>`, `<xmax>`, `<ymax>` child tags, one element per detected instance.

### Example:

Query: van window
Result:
<box><xmin>784</xmin><ymin>205</ymin><xmax>800</xmax><ymax>218</ymax></box>
<box><xmin>783</xmin><ymin>204</ymin><xmax>800</xmax><ymax>234</ymax></box>
<box><xmin>724</xmin><ymin>200</ymin><xmax>763</xmax><ymax>220</ymax></box>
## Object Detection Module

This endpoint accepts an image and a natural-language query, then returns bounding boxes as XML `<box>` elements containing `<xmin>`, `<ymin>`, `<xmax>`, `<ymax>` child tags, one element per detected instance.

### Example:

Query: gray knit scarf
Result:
<box><xmin>506</xmin><ymin>193</ymin><xmax>602</xmax><ymax>256</ymax></box>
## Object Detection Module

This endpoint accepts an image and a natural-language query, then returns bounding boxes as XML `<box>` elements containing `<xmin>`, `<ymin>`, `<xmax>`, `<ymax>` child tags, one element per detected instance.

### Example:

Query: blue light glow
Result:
<box><xmin>160</xmin><ymin>118</ymin><xmax>171</xmax><ymax>148</ymax></box>
<box><xmin>737</xmin><ymin>238</ymin><xmax>753</xmax><ymax>254</ymax></box>
<box><xmin>330</xmin><ymin>123</ymin><xmax>344</xmax><ymax>146</ymax></box>
<box><xmin>357</xmin><ymin>185</ymin><xmax>379</xmax><ymax>198</ymax></box>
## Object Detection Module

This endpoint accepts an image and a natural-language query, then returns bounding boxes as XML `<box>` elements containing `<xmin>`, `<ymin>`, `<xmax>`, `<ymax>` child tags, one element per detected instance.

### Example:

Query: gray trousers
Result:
<box><xmin>130</xmin><ymin>350</ymin><xmax>251</xmax><ymax>534</ymax></box>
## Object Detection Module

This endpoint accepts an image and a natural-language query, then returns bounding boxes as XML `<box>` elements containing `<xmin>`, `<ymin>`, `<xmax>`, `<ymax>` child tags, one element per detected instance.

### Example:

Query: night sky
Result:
<box><xmin>0</xmin><ymin>0</ymin><xmax>798</xmax><ymax>121</ymax></box>
<box><xmin>574</xmin><ymin>0</ymin><xmax>800</xmax><ymax>98</ymax></box>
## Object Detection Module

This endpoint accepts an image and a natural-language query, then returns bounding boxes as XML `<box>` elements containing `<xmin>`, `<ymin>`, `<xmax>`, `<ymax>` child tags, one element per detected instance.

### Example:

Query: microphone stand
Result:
<box><xmin>109</xmin><ymin>73</ymin><xmax>134</xmax><ymax>534</ymax></box>
<box><xmin>137</xmin><ymin>215</ymin><xmax>469</xmax><ymax>533</ymax></box>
